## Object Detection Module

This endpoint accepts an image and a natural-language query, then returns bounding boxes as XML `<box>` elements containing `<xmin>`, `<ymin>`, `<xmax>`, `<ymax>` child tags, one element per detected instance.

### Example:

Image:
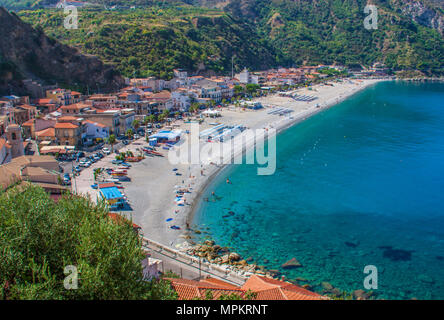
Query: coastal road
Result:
<box><xmin>142</xmin><ymin>238</ymin><xmax>248</xmax><ymax>287</ymax></box>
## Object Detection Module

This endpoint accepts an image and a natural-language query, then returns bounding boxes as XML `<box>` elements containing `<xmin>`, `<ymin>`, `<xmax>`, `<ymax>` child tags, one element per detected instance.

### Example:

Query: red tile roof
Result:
<box><xmin>36</xmin><ymin>127</ymin><xmax>55</xmax><ymax>138</ymax></box>
<box><xmin>35</xmin><ymin>98</ymin><xmax>53</xmax><ymax>105</ymax></box>
<box><xmin>55</xmin><ymin>122</ymin><xmax>78</xmax><ymax>129</ymax></box>
<box><xmin>22</xmin><ymin>119</ymin><xmax>34</xmax><ymax>127</ymax></box>
<box><xmin>166</xmin><ymin>278</ymin><xmax>246</xmax><ymax>300</ymax></box>
<box><xmin>83</xmin><ymin>120</ymin><xmax>107</xmax><ymax>128</ymax></box>
<box><xmin>242</xmin><ymin>275</ymin><xmax>325</xmax><ymax>300</ymax></box>
<box><xmin>58</xmin><ymin>116</ymin><xmax>79</xmax><ymax>121</ymax></box>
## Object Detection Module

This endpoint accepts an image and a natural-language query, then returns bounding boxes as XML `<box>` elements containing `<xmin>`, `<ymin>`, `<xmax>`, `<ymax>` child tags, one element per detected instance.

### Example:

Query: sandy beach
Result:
<box><xmin>75</xmin><ymin>78</ymin><xmax>383</xmax><ymax>249</ymax></box>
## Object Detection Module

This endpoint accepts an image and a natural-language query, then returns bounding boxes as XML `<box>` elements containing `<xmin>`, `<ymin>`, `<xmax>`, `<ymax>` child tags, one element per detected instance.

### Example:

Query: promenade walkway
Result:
<box><xmin>141</xmin><ymin>237</ymin><xmax>248</xmax><ymax>286</ymax></box>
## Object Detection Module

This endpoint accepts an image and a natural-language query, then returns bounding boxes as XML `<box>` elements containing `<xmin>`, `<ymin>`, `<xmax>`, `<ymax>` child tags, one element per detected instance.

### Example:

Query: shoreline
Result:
<box><xmin>76</xmin><ymin>78</ymin><xmax>385</xmax><ymax>250</ymax></box>
<box><xmin>184</xmin><ymin>78</ymin><xmax>385</xmax><ymax>244</ymax></box>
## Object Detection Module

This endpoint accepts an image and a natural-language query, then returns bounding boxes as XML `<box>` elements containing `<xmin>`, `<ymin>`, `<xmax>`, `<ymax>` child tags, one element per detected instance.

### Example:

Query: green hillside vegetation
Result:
<box><xmin>19</xmin><ymin>6</ymin><xmax>282</xmax><ymax>79</ymax></box>
<box><xmin>14</xmin><ymin>1</ymin><xmax>444</xmax><ymax>78</ymax></box>
<box><xmin>0</xmin><ymin>184</ymin><xmax>177</xmax><ymax>299</ymax></box>
<box><xmin>226</xmin><ymin>0</ymin><xmax>444</xmax><ymax>75</ymax></box>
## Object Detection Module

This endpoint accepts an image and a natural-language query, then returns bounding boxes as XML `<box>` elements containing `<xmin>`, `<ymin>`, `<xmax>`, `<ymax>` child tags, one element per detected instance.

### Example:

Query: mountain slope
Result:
<box><xmin>18</xmin><ymin>6</ymin><xmax>284</xmax><ymax>79</ymax></box>
<box><xmin>0</xmin><ymin>7</ymin><xmax>124</xmax><ymax>95</ymax></box>
<box><xmin>8</xmin><ymin>1</ymin><xmax>444</xmax><ymax>79</ymax></box>
<box><xmin>225</xmin><ymin>0</ymin><xmax>444</xmax><ymax>74</ymax></box>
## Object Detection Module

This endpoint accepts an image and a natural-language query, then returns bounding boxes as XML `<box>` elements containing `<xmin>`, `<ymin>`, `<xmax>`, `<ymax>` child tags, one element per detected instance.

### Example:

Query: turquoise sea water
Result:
<box><xmin>193</xmin><ymin>81</ymin><xmax>444</xmax><ymax>299</ymax></box>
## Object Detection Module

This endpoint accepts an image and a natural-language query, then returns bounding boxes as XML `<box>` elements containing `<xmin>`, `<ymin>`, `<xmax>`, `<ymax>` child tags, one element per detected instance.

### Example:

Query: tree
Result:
<box><xmin>144</xmin><ymin>115</ymin><xmax>156</xmax><ymax>125</ymax></box>
<box><xmin>107</xmin><ymin>134</ymin><xmax>116</xmax><ymax>152</ymax></box>
<box><xmin>246</xmin><ymin>84</ymin><xmax>260</xmax><ymax>95</ymax></box>
<box><xmin>0</xmin><ymin>184</ymin><xmax>178</xmax><ymax>300</ymax></box>
<box><xmin>126</xmin><ymin>129</ymin><xmax>134</xmax><ymax>139</ymax></box>
<box><xmin>132</xmin><ymin>119</ymin><xmax>140</xmax><ymax>131</ymax></box>
<box><xmin>189</xmin><ymin>102</ymin><xmax>199</xmax><ymax>113</ymax></box>
<box><xmin>234</xmin><ymin>85</ymin><xmax>245</xmax><ymax>96</ymax></box>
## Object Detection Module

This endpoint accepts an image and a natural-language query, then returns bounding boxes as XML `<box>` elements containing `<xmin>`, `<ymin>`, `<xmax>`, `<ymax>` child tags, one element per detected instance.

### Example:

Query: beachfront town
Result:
<box><xmin>0</xmin><ymin>64</ymin><xmax>389</xmax><ymax>300</ymax></box>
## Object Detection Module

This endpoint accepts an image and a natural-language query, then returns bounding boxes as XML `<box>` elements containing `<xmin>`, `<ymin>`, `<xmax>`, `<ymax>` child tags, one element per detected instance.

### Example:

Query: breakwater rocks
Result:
<box><xmin>185</xmin><ymin>240</ymin><xmax>273</xmax><ymax>277</ymax></box>
<box><xmin>185</xmin><ymin>240</ymin><xmax>376</xmax><ymax>299</ymax></box>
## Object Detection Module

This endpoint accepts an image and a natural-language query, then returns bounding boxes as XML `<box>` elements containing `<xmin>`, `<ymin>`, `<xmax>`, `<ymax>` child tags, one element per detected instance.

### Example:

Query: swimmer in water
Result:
<box><xmin>226</xmin><ymin>178</ymin><xmax>231</xmax><ymax>184</ymax></box>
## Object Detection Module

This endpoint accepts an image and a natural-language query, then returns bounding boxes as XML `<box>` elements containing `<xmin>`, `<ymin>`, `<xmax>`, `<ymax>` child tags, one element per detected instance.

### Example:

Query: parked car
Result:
<box><xmin>122</xmin><ymin>140</ymin><xmax>129</xmax><ymax>145</ymax></box>
<box><xmin>102</xmin><ymin>147</ymin><xmax>111</xmax><ymax>155</ymax></box>
<box><xmin>134</xmin><ymin>134</ymin><xmax>140</xmax><ymax>139</ymax></box>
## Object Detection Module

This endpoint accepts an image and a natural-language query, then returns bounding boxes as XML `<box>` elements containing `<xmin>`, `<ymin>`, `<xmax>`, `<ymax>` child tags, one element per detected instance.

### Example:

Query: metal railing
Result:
<box><xmin>141</xmin><ymin>237</ymin><xmax>248</xmax><ymax>286</ymax></box>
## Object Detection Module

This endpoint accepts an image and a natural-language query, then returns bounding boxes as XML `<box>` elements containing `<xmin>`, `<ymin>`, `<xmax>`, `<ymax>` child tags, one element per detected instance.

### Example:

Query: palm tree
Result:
<box><xmin>126</xmin><ymin>129</ymin><xmax>134</xmax><ymax>139</ymax></box>
<box><xmin>189</xmin><ymin>102</ymin><xmax>199</xmax><ymax>113</ymax></box>
<box><xmin>107</xmin><ymin>134</ymin><xmax>116</xmax><ymax>152</ymax></box>
<box><xmin>132</xmin><ymin>119</ymin><xmax>140</xmax><ymax>131</ymax></box>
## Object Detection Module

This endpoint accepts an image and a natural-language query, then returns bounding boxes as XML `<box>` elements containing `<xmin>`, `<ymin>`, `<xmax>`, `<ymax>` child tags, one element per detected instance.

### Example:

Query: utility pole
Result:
<box><xmin>71</xmin><ymin>160</ymin><xmax>77</xmax><ymax>194</ymax></box>
<box><xmin>231</xmin><ymin>55</ymin><xmax>234</xmax><ymax>79</ymax></box>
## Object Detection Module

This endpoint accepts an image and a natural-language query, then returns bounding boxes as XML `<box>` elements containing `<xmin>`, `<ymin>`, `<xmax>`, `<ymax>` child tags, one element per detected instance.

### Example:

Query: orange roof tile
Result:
<box><xmin>55</xmin><ymin>122</ymin><xmax>78</xmax><ymax>129</ymax></box>
<box><xmin>166</xmin><ymin>278</ymin><xmax>246</xmax><ymax>300</ymax></box>
<box><xmin>58</xmin><ymin>116</ymin><xmax>79</xmax><ymax>121</ymax></box>
<box><xmin>242</xmin><ymin>275</ymin><xmax>325</xmax><ymax>300</ymax></box>
<box><xmin>83</xmin><ymin>120</ymin><xmax>107</xmax><ymax>128</ymax></box>
<box><xmin>36</xmin><ymin>127</ymin><xmax>55</xmax><ymax>138</ymax></box>
<box><xmin>22</xmin><ymin>119</ymin><xmax>34</xmax><ymax>127</ymax></box>
<box><xmin>36</xmin><ymin>98</ymin><xmax>53</xmax><ymax>104</ymax></box>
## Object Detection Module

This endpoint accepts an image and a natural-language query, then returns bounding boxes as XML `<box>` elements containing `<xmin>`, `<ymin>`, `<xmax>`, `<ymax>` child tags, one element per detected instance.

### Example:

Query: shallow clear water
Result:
<box><xmin>193</xmin><ymin>81</ymin><xmax>444</xmax><ymax>299</ymax></box>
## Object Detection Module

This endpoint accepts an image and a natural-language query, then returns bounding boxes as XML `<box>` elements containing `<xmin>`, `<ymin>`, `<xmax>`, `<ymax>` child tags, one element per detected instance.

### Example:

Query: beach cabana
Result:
<box><xmin>149</xmin><ymin>130</ymin><xmax>182</xmax><ymax>143</ymax></box>
<box><xmin>202</xmin><ymin>109</ymin><xmax>221</xmax><ymax>118</ymax></box>
<box><xmin>99</xmin><ymin>185</ymin><xmax>125</xmax><ymax>209</ymax></box>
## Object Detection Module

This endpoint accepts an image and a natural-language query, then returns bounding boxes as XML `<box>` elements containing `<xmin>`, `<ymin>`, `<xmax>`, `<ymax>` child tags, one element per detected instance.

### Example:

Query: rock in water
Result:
<box><xmin>321</xmin><ymin>282</ymin><xmax>334</xmax><ymax>291</ymax></box>
<box><xmin>353</xmin><ymin>289</ymin><xmax>372</xmax><ymax>300</ymax></box>
<box><xmin>229</xmin><ymin>252</ymin><xmax>241</xmax><ymax>261</ymax></box>
<box><xmin>281</xmin><ymin>257</ymin><xmax>302</xmax><ymax>269</ymax></box>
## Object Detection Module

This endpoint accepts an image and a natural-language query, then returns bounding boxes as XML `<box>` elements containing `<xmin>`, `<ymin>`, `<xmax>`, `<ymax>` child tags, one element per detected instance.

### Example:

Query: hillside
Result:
<box><xmin>0</xmin><ymin>7</ymin><xmax>124</xmax><ymax>95</ymax></box>
<box><xmin>6</xmin><ymin>0</ymin><xmax>444</xmax><ymax>80</ymax></box>
<box><xmin>224</xmin><ymin>0</ymin><xmax>443</xmax><ymax>74</ymax></box>
<box><xmin>18</xmin><ymin>6</ymin><xmax>284</xmax><ymax>79</ymax></box>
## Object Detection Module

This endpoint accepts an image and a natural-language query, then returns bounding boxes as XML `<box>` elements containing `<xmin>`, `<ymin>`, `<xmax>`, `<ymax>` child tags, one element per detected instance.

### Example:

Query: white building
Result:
<box><xmin>235</xmin><ymin>68</ymin><xmax>259</xmax><ymax>84</ymax></box>
<box><xmin>83</xmin><ymin>120</ymin><xmax>109</xmax><ymax>142</ymax></box>
<box><xmin>171</xmin><ymin>90</ymin><xmax>191</xmax><ymax>112</ymax></box>
<box><xmin>56</xmin><ymin>1</ymin><xmax>88</xmax><ymax>8</ymax></box>
<box><xmin>173</xmin><ymin>69</ymin><xmax>188</xmax><ymax>79</ymax></box>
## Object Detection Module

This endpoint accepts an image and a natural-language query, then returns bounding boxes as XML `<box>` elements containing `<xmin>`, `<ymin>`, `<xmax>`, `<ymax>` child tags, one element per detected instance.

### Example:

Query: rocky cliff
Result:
<box><xmin>0</xmin><ymin>7</ymin><xmax>124</xmax><ymax>95</ymax></box>
<box><xmin>395</xmin><ymin>0</ymin><xmax>444</xmax><ymax>35</ymax></box>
